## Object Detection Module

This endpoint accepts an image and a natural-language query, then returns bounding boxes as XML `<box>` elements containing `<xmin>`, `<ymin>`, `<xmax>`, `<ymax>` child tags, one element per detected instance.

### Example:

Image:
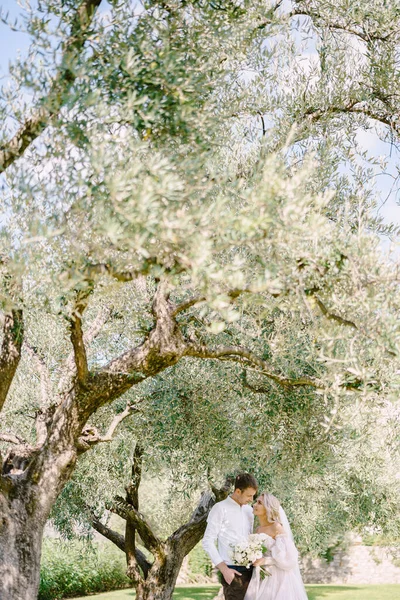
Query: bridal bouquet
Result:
<box><xmin>230</xmin><ymin>533</ymin><xmax>274</xmax><ymax>578</ymax></box>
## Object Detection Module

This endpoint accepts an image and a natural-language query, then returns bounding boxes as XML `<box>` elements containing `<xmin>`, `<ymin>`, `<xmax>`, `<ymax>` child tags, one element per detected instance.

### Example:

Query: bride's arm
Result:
<box><xmin>268</xmin><ymin>535</ymin><xmax>299</xmax><ymax>571</ymax></box>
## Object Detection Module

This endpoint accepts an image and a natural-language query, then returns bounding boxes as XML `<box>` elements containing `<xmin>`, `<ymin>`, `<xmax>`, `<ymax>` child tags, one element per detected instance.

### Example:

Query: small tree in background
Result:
<box><xmin>0</xmin><ymin>0</ymin><xmax>399</xmax><ymax>598</ymax></box>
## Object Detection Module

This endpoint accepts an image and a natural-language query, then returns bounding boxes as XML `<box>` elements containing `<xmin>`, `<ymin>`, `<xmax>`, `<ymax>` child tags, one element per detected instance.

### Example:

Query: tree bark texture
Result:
<box><xmin>135</xmin><ymin>550</ymin><xmax>185</xmax><ymax>600</ymax></box>
<box><xmin>0</xmin><ymin>492</ymin><xmax>44</xmax><ymax>599</ymax></box>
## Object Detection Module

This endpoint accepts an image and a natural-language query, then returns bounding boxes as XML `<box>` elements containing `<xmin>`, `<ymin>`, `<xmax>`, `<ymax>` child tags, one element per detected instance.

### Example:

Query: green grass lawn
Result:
<box><xmin>73</xmin><ymin>584</ymin><xmax>400</xmax><ymax>600</ymax></box>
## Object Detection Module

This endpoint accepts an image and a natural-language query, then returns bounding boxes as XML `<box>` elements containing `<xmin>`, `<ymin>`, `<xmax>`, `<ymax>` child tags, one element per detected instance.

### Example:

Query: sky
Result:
<box><xmin>0</xmin><ymin>0</ymin><xmax>399</xmax><ymax>229</ymax></box>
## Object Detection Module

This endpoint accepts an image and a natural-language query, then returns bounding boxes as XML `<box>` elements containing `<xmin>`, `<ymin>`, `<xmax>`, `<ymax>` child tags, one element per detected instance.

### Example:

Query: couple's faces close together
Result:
<box><xmin>234</xmin><ymin>487</ymin><xmax>267</xmax><ymax>518</ymax></box>
<box><xmin>234</xmin><ymin>487</ymin><xmax>268</xmax><ymax>519</ymax></box>
<box><xmin>233</xmin><ymin>486</ymin><xmax>257</xmax><ymax>506</ymax></box>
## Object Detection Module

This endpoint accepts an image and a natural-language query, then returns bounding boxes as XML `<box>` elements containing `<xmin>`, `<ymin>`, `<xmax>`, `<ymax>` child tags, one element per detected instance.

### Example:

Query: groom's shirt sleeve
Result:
<box><xmin>202</xmin><ymin>503</ymin><xmax>224</xmax><ymax>566</ymax></box>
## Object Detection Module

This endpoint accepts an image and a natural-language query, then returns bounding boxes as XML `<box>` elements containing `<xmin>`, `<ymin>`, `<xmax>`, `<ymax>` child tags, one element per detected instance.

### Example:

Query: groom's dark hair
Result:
<box><xmin>234</xmin><ymin>472</ymin><xmax>258</xmax><ymax>491</ymax></box>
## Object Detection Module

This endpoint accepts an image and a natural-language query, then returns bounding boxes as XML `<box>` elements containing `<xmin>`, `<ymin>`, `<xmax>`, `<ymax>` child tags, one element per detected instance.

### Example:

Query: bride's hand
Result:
<box><xmin>252</xmin><ymin>558</ymin><xmax>265</xmax><ymax>567</ymax></box>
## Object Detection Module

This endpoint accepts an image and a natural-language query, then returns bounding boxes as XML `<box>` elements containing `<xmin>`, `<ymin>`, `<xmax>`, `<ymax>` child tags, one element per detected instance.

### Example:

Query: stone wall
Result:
<box><xmin>300</xmin><ymin>545</ymin><xmax>400</xmax><ymax>584</ymax></box>
<box><xmin>177</xmin><ymin>544</ymin><xmax>400</xmax><ymax>586</ymax></box>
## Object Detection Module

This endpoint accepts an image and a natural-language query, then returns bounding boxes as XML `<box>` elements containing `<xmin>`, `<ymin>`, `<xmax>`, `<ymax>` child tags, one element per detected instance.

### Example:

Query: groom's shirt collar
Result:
<box><xmin>227</xmin><ymin>495</ymin><xmax>243</xmax><ymax>508</ymax></box>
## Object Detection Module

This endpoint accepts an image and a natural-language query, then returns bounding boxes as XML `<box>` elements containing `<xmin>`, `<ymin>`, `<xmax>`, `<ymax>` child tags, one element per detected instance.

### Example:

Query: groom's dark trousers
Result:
<box><xmin>221</xmin><ymin>565</ymin><xmax>253</xmax><ymax>600</ymax></box>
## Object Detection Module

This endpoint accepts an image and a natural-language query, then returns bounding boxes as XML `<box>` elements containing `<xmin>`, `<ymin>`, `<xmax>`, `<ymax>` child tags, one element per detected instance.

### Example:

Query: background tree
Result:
<box><xmin>0</xmin><ymin>1</ymin><xmax>399</xmax><ymax>599</ymax></box>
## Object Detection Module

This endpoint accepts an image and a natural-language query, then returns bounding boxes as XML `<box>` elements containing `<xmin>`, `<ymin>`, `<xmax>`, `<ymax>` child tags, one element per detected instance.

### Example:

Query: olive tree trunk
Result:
<box><xmin>0</xmin><ymin>436</ymin><xmax>77</xmax><ymax>600</ymax></box>
<box><xmin>0</xmin><ymin>492</ymin><xmax>44</xmax><ymax>599</ymax></box>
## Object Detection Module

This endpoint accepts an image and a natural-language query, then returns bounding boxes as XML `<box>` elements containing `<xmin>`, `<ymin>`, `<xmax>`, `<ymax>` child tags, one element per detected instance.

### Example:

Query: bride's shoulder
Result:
<box><xmin>273</xmin><ymin>523</ymin><xmax>285</xmax><ymax>537</ymax></box>
<box><xmin>255</xmin><ymin>526</ymin><xmax>274</xmax><ymax>539</ymax></box>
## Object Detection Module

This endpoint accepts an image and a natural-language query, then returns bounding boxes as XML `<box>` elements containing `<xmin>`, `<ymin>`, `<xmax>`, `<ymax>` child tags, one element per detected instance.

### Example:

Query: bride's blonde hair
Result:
<box><xmin>260</xmin><ymin>493</ymin><xmax>281</xmax><ymax>524</ymax></box>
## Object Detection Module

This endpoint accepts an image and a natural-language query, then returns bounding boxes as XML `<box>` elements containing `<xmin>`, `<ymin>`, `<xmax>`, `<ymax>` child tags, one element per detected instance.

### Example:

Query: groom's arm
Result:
<box><xmin>202</xmin><ymin>504</ymin><xmax>224</xmax><ymax>567</ymax></box>
<box><xmin>202</xmin><ymin>505</ymin><xmax>241</xmax><ymax>585</ymax></box>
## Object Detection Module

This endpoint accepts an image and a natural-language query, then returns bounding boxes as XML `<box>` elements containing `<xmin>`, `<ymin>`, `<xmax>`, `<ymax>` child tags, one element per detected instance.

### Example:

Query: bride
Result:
<box><xmin>244</xmin><ymin>493</ymin><xmax>308</xmax><ymax>600</ymax></box>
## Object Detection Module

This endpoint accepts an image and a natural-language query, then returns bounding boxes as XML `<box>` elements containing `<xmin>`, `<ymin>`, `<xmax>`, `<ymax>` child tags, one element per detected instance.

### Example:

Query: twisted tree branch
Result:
<box><xmin>77</xmin><ymin>403</ymin><xmax>138</xmax><ymax>452</ymax></box>
<box><xmin>306</xmin><ymin>289</ymin><xmax>397</xmax><ymax>358</ymax></box>
<box><xmin>111</xmin><ymin>496</ymin><xmax>163</xmax><ymax>556</ymax></box>
<box><xmin>312</xmin><ymin>295</ymin><xmax>357</xmax><ymax>329</ymax></box>
<box><xmin>301</xmin><ymin>103</ymin><xmax>400</xmax><ymax>139</ymax></box>
<box><xmin>185</xmin><ymin>342</ymin><xmax>316</xmax><ymax>388</ymax></box>
<box><xmin>289</xmin><ymin>7</ymin><xmax>397</xmax><ymax>43</ymax></box>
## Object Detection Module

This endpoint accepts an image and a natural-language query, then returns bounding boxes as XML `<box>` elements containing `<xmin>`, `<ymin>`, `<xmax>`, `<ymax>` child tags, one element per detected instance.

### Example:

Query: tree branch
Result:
<box><xmin>90</xmin><ymin>516</ymin><xmax>151</xmax><ymax>578</ymax></box>
<box><xmin>85</xmin><ymin>305</ymin><xmax>114</xmax><ymax>343</ymax></box>
<box><xmin>24</xmin><ymin>342</ymin><xmax>51</xmax><ymax>405</ymax></box>
<box><xmin>312</xmin><ymin>295</ymin><xmax>357</xmax><ymax>329</ymax></box>
<box><xmin>0</xmin><ymin>0</ymin><xmax>102</xmax><ymax>173</ymax></box>
<box><xmin>92</xmin><ymin>516</ymin><xmax>126</xmax><ymax>552</ymax></box>
<box><xmin>35</xmin><ymin>410</ymin><xmax>50</xmax><ymax>447</ymax></box>
<box><xmin>58</xmin><ymin>304</ymin><xmax>113</xmax><ymax>394</ymax></box>
<box><xmin>306</xmin><ymin>289</ymin><xmax>397</xmax><ymax>357</ymax></box>
<box><xmin>86</xmin><ymin>283</ymin><xmax>186</xmax><ymax>408</ymax></box>
<box><xmin>301</xmin><ymin>103</ymin><xmax>399</xmax><ymax>139</ymax></box>
<box><xmin>185</xmin><ymin>342</ymin><xmax>316</xmax><ymax>388</ymax></box>
<box><xmin>241</xmin><ymin>369</ymin><xmax>271</xmax><ymax>394</ymax></box>
<box><xmin>111</xmin><ymin>496</ymin><xmax>163</xmax><ymax>556</ymax></box>
<box><xmin>0</xmin><ymin>433</ymin><xmax>25</xmax><ymax>445</ymax></box>
<box><xmin>288</xmin><ymin>8</ymin><xmax>396</xmax><ymax>43</ymax></box>
<box><xmin>76</xmin><ymin>403</ymin><xmax>138</xmax><ymax>452</ymax></box>
<box><xmin>102</xmin><ymin>404</ymin><xmax>138</xmax><ymax>441</ymax></box>
<box><xmin>73</xmin><ymin>275</ymin><xmax>376</xmax><ymax>430</ymax></box>
<box><xmin>125</xmin><ymin>444</ymin><xmax>144</xmax><ymax>582</ymax></box>
<box><xmin>0</xmin><ymin>309</ymin><xmax>24</xmax><ymax>412</ymax></box>
<box><xmin>69</xmin><ymin>291</ymin><xmax>91</xmax><ymax>383</ymax></box>
<box><xmin>169</xmin><ymin>477</ymin><xmax>232</xmax><ymax>553</ymax></box>
<box><xmin>172</xmin><ymin>288</ymin><xmax>251</xmax><ymax>317</ymax></box>
<box><xmin>172</xmin><ymin>296</ymin><xmax>206</xmax><ymax>317</ymax></box>
<box><xmin>80</xmin><ymin>255</ymin><xmax>185</xmax><ymax>284</ymax></box>
<box><xmin>126</xmin><ymin>444</ymin><xmax>143</xmax><ymax>510</ymax></box>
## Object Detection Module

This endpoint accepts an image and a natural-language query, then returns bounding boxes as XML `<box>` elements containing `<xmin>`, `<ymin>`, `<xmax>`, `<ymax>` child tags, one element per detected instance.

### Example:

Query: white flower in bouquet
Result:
<box><xmin>230</xmin><ymin>533</ymin><xmax>272</xmax><ymax>577</ymax></box>
<box><xmin>248</xmin><ymin>533</ymin><xmax>274</xmax><ymax>550</ymax></box>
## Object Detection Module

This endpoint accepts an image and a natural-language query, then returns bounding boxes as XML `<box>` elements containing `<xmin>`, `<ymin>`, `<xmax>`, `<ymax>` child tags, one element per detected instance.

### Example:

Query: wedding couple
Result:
<box><xmin>202</xmin><ymin>473</ymin><xmax>308</xmax><ymax>600</ymax></box>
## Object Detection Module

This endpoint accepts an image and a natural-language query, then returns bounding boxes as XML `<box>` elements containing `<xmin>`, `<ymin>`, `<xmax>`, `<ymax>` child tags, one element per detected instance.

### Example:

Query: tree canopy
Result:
<box><xmin>0</xmin><ymin>1</ymin><xmax>400</xmax><ymax>596</ymax></box>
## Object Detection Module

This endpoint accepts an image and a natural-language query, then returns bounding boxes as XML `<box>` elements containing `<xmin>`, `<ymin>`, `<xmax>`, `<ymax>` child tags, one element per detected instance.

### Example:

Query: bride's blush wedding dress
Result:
<box><xmin>244</xmin><ymin>533</ymin><xmax>308</xmax><ymax>600</ymax></box>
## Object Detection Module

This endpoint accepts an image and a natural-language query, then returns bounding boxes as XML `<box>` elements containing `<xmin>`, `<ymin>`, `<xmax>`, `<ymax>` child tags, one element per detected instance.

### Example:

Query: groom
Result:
<box><xmin>202</xmin><ymin>473</ymin><xmax>258</xmax><ymax>600</ymax></box>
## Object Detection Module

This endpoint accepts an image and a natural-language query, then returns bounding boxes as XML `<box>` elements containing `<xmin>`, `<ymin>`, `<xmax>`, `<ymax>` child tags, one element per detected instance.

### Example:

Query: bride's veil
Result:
<box><xmin>279</xmin><ymin>506</ymin><xmax>294</xmax><ymax>541</ymax></box>
<box><xmin>279</xmin><ymin>505</ymin><xmax>307</xmax><ymax>590</ymax></box>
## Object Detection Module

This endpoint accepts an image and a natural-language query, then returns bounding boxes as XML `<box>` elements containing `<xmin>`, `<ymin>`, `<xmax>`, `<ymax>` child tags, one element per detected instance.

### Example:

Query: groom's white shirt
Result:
<box><xmin>202</xmin><ymin>495</ymin><xmax>254</xmax><ymax>566</ymax></box>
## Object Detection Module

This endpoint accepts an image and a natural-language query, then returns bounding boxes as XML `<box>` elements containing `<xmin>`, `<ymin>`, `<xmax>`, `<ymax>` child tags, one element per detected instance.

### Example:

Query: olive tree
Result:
<box><xmin>0</xmin><ymin>0</ymin><xmax>400</xmax><ymax>599</ymax></box>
